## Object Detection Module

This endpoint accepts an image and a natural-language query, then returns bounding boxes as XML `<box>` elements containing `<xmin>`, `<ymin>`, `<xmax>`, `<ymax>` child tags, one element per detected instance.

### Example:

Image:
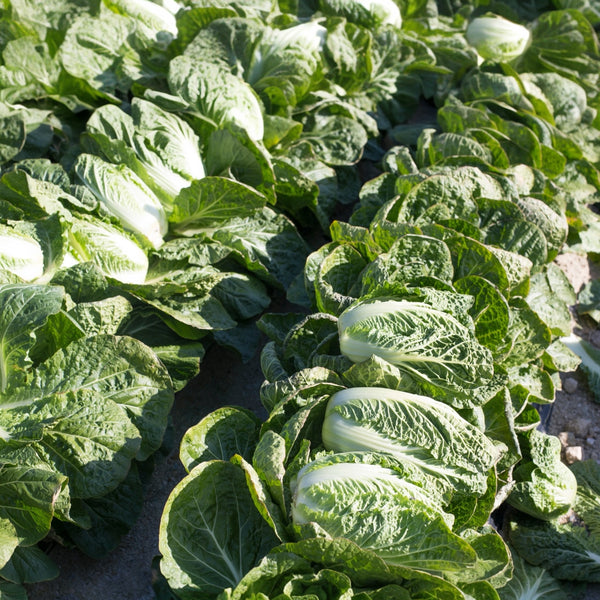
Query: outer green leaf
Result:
<box><xmin>170</xmin><ymin>177</ymin><xmax>266</xmax><ymax>234</ymax></box>
<box><xmin>58</xmin><ymin>9</ymin><xmax>134</xmax><ymax>97</ymax></box>
<box><xmin>0</xmin><ymin>580</ymin><xmax>26</xmax><ymax>600</ymax></box>
<box><xmin>31</xmin><ymin>334</ymin><xmax>173</xmax><ymax>460</ymax></box>
<box><xmin>502</xmin><ymin>299</ymin><xmax>552</xmax><ymax>368</ymax></box>
<box><xmin>180</xmin><ymin>407</ymin><xmax>261</xmax><ymax>472</ymax></box>
<box><xmin>315</xmin><ymin>244</ymin><xmax>366</xmax><ymax>315</ymax></box>
<box><xmin>282</xmin><ymin>313</ymin><xmax>339</xmax><ymax>373</ymax></box>
<box><xmin>122</xmin><ymin>269</ymin><xmax>238</xmax><ymax>332</ymax></box>
<box><xmin>0</xmin><ymin>284</ymin><xmax>63</xmax><ymax>395</ymax></box>
<box><xmin>276</xmin><ymin>537</ymin><xmax>465</xmax><ymax>597</ymax></box>
<box><xmin>360</xmin><ymin>234</ymin><xmax>454</xmax><ymax>295</ymax></box>
<box><xmin>526</xmin><ymin>265</ymin><xmax>574</xmax><ymax>336</ymax></box>
<box><xmin>0</xmin><ymin>463</ymin><xmax>65</xmax><ymax>548</ymax></box>
<box><xmin>252</xmin><ymin>430</ymin><xmax>288</xmax><ymax>518</ymax></box>
<box><xmin>454</xmin><ymin>275</ymin><xmax>510</xmax><ymax>353</ymax></box>
<box><xmin>2</xmin><ymin>389</ymin><xmax>139</xmax><ymax>499</ymax></box>
<box><xmin>0</xmin><ymin>545</ymin><xmax>58</xmax><ymax>585</ymax></box>
<box><xmin>210</xmin><ymin>207</ymin><xmax>309</xmax><ymax>290</ymax></box>
<box><xmin>159</xmin><ymin>460</ymin><xmax>279</xmax><ymax>599</ymax></box>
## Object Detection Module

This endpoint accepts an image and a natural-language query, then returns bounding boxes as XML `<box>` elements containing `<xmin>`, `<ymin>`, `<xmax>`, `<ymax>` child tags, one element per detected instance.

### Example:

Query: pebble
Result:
<box><xmin>559</xmin><ymin>431</ymin><xmax>576</xmax><ymax>447</ymax></box>
<box><xmin>565</xmin><ymin>446</ymin><xmax>584</xmax><ymax>464</ymax></box>
<box><xmin>563</xmin><ymin>377</ymin><xmax>579</xmax><ymax>394</ymax></box>
<box><xmin>587</xmin><ymin>437</ymin><xmax>595</xmax><ymax>446</ymax></box>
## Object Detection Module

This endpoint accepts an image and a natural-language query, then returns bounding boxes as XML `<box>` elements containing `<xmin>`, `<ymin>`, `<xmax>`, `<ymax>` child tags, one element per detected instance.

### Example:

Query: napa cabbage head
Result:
<box><xmin>68</xmin><ymin>217</ymin><xmax>149</xmax><ymax>284</ymax></box>
<box><xmin>245</xmin><ymin>20</ymin><xmax>327</xmax><ymax>84</ymax></box>
<box><xmin>73</xmin><ymin>153</ymin><xmax>168</xmax><ymax>249</ymax></box>
<box><xmin>265</xmin><ymin>21</ymin><xmax>327</xmax><ymax>55</ymax></box>
<box><xmin>0</xmin><ymin>225</ymin><xmax>44</xmax><ymax>282</ymax></box>
<box><xmin>337</xmin><ymin>297</ymin><xmax>494</xmax><ymax>402</ymax></box>
<box><xmin>291</xmin><ymin>459</ymin><xmax>453</xmax><ymax>530</ymax></box>
<box><xmin>466</xmin><ymin>14</ymin><xmax>531</xmax><ymax>62</ymax></box>
<box><xmin>290</xmin><ymin>455</ymin><xmax>482</xmax><ymax>574</ymax></box>
<box><xmin>321</xmin><ymin>386</ymin><xmax>501</xmax><ymax>495</ymax></box>
<box><xmin>132</xmin><ymin>98</ymin><xmax>205</xmax><ymax>185</ymax></box>
<box><xmin>85</xmin><ymin>99</ymin><xmax>205</xmax><ymax>200</ymax></box>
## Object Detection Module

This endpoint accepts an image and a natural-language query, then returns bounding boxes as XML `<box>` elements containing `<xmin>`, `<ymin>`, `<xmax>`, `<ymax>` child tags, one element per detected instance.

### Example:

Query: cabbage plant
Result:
<box><xmin>466</xmin><ymin>14</ymin><xmax>531</xmax><ymax>62</ymax></box>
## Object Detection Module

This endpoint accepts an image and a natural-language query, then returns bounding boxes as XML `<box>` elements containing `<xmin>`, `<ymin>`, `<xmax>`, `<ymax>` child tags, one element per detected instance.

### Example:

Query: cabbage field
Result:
<box><xmin>2</xmin><ymin>0</ymin><xmax>600</xmax><ymax>598</ymax></box>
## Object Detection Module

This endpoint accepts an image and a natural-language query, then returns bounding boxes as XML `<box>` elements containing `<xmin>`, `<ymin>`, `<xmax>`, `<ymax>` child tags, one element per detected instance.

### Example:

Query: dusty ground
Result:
<box><xmin>26</xmin><ymin>253</ymin><xmax>600</xmax><ymax>600</ymax></box>
<box><xmin>550</xmin><ymin>252</ymin><xmax>600</xmax><ymax>464</ymax></box>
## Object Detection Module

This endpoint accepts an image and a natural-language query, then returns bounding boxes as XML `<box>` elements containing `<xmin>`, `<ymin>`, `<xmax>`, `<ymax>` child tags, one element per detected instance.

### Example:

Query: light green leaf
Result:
<box><xmin>180</xmin><ymin>407</ymin><xmax>261</xmax><ymax>472</ymax></box>
<box><xmin>31</xmin><ymin>335</ymin><xmax>174</xmax><ymax>461</ymax></box>
<box><xmin>170</xmin><ymin>177</ymin><xmax>266</xmax><ymax>234</ymax></box>
<box><xmin>159</xmin><ymin>460</ymin><xmax>279</xmax><ymax>599</ymax></box>
<box><xmin>0</xmin><ymin>284</ymin><xmax>64</xmax><ymax>395</ymax></box>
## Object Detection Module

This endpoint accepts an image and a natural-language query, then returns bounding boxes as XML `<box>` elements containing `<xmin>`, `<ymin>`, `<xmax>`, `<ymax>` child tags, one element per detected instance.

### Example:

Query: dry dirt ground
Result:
<box><xmin>26</xmin><ymin>253</ymin><xmax>600</xmax><ymax>600</ymax></box>
<box><xmin>550</xmin><ymin>253</ymin><xmax>600</xmax><ymax>465</ymax></box>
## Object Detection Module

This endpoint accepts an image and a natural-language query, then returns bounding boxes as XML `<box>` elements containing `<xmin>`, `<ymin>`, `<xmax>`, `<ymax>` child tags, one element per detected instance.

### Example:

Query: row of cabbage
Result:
<box><xmin>156</xmin><ymin>2</ymin><xmax>600</xmax><ymax>600</ymax></box>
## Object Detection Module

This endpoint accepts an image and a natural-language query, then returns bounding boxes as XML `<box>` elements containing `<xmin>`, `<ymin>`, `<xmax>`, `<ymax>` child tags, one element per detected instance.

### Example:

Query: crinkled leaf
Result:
<box><xmin>159</xmin><ymin>460</ymin><xmax>279</xmax><ymax>599</ymax></box>
<box><xmin>30</xmin><ymin>335</ymin><xmax>174</xmax><ymax>460</ymax></box>
<box><xmin>0</xmin><ymin>284</ymin><xmax>64</xmax><ymax>396</ymax></box>
<box><xmin>1</xmin><ymin>389</ymin><xmax>139</xmax><ymax>499</ymax></box>
<box><xmin>180</xmin><ymin>407</ymin><xmax>261</xmax><ymax>472</ymax></box>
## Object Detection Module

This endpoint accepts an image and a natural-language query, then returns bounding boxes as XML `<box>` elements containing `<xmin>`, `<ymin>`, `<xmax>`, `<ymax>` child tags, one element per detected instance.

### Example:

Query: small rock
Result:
<box><xmin>565</xmin><ymin>446</ymin><xmax>584</xmax><ymax>464</ymax></box>
<box><xmin>559</xmin><ymin>431</ymin><xmax>576</xmax><ymax>447</ymax></box>
<box><xmin>571</xmin><ymin>417</ymin><xmax>591</xmax><ymax>438</ymax></box>
<box><xmin>587</xmin><ymin>437</ymin><xmax>595</xmax><ymax>446</ymax></box>
<box><xmin>563</xmin><ymin>377</ymin><xmax>579</xmax><ymax>394</ymax></box>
